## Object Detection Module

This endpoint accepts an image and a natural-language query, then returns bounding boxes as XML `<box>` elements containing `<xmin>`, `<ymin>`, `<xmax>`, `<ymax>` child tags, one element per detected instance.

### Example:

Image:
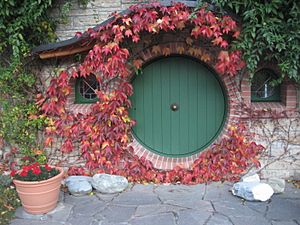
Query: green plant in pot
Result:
<box><xmin>10</xmin><ymin>149</ymin><xmax>64</xmax><ymax>215</ymax></box>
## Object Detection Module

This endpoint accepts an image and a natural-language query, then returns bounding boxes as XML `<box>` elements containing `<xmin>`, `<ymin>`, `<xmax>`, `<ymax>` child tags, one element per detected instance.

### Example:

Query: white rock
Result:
<box><xmin>241</xmin><ymin>173</ymin><xmax>260</xmax><ymax>183</ymax></box>
<box><xmin>65</xmin><ymin>175</ymin><xmax>92</xmax><ymax>183</ymax></box>
<box><xmin>91</xmin><ymin>174</ymin><xmax>128</xmax><ymax>194</ymax></box>
<box><xmin>232</xmin><ymin>182</ymin><xmax>274</xmax><ymax>201</ymax></box>
<box><xmin>263</xmin><ymin>178</ymin><xmax>285</xmax><ymax>194</ymax></box>
<box><xmin>65</xmin><ymin>176</ymin><xmax>93</xmax><ymax>196</ymax></box>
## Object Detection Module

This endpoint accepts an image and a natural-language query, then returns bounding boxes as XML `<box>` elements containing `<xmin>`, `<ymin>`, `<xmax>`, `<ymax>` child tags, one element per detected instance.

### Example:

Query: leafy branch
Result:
<box><xmin>0</xmin><ymin>0</ymin><xmax>90</xmax><ymax>152</ymax></box>
<box><xmin>209</xmin><ymin>0</ymin><xmax>300</xmax><ymax>82</ymax></box>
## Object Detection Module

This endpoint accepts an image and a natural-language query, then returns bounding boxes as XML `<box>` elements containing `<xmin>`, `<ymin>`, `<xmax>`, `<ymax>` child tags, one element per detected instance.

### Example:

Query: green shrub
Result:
<box><xmin>0</xmin><ymin>175</ymin><xmax>21</xmax><ymax>225</ymax></box>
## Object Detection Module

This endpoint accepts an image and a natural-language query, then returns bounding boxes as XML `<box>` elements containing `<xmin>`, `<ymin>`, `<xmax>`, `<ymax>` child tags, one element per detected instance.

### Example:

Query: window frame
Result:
<box><xmin>251</xmin><ymin>68</ymin><xmax>281</xmax><ymax>102</ymax></box>
<box><xmin>75</xmin><ymin>76</ymin><xmax>99</xmax><ymax>104</ymax></box>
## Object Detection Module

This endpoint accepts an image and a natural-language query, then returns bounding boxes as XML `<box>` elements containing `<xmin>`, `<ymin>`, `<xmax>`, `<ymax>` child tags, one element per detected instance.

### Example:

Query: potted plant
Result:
<box><xmin>10</xmin><ymin>149</ymin><xmax>64</xmax><ymax>214</ymax></box>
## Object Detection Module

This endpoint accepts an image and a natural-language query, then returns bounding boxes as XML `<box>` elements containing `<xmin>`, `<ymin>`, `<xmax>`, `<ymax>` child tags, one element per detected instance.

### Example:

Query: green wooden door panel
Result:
<box><xmin>170</xmin><ymin>60</ymin><xmax>180</xmax><ymax>155</ymax></box>
<box><xmin>188</xmin><ymin>61</ymin><xmax>198</xmax><ymax>151</ymax></box>
<box><xmin>130</xmin><ymin>57</ymin><xmax>226</xmax><ymax>157</ymax></box>
<box><xmin>161</xmin><ymin>61</ymin><xmax>171</xmax><ymax>152</ymax></box>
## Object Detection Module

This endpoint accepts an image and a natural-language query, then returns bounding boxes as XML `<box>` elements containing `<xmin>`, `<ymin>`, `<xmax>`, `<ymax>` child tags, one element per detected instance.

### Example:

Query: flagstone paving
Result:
<box><xmin>10</xmin><ymin>182</ymin><xmax>300</xmax><ymax>225</ymax></box>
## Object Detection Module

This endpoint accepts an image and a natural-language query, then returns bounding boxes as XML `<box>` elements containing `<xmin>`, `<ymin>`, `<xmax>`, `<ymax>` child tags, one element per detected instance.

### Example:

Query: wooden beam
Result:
<box><xmin>39</xmin><ymin>45</ymin><xmax>93</xmax><ymax>59</ymax></box>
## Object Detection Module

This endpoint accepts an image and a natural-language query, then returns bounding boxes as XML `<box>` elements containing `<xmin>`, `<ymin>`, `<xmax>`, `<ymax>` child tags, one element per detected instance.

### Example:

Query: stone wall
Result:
<box><xmin>52</xmin><ymin>0</ymin><xmax>148</xmax><ymax>41</ymax></box>
<box><xmin>52</xmin><ymin>0</ymin><xmax>198</xmax><ymax>41</ymax></box>
<box><xmin>249</xmin><ymin>117</ymin><xmax>300</xmax><ymax>179</ymax></box>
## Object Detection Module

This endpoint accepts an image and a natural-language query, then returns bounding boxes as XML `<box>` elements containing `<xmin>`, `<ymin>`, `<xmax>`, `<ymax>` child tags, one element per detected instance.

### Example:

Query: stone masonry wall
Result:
<box><xmin>250</xmin><ymin>118</ymin><xmax>300</xmax><ymax>180</ymax></box>
<box><xmin>52</xmin><ymin>0</ymin><xmax>148</xmax><ymax>41</ymax></box>
<box><xmin>52</xmin><ymin>0</ymin><xmax>198</xmax><ymax>41</ymax></box>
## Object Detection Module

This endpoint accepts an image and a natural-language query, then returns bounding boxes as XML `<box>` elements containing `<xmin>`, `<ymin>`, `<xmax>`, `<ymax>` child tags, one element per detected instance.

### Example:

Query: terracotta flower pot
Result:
<box><xmin>13</xmin><ymin>167</ymin><xmax>64</xmax><ymax>214</ymax></box>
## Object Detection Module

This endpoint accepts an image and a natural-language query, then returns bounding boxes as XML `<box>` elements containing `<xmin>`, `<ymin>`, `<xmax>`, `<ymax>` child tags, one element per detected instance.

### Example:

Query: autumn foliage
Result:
<box><xmin>38</xmin><ymin>2</ymin><xmax>262</xmax><ymax>183</ymax></box>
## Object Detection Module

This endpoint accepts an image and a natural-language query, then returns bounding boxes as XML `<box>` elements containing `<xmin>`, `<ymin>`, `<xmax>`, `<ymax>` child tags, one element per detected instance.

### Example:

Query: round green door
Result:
<box><xmin>130</xmin><ymin>57</ymin><xmax>226</xmax><ymax>157</ymax></box>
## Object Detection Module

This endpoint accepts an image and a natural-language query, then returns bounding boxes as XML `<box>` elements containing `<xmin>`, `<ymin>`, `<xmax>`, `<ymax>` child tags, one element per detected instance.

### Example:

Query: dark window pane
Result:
<box><xmin>251</xmin><ymin>69</ymin><xmax>281</xmax><ymax>102</ymax></box>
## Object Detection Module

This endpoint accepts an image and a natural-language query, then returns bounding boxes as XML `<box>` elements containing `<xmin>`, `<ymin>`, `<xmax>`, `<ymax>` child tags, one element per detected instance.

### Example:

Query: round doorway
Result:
<box><xmin>130</xmin><ymin>56</ymin><xmax>227</xmax><ymax>157</ymax></box>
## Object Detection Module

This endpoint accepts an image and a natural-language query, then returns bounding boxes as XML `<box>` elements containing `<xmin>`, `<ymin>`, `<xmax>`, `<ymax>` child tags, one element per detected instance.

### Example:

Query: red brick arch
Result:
<box><xmin>128</xmin><ymin>42</ymin><xmax>243</xmax><ymax>170</ymax></box>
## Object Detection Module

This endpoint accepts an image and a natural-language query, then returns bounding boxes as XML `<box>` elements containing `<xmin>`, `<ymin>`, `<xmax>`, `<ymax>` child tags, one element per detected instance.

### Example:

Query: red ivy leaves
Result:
<box><xmin>132</xmin><ymin>59</ymin><xmax>143</xmax><ymax>69</ymax></box>
<box><xmin>40</xmin><ymin>2</ymin><xmax>253</xmax><ymax>184</ymax></box>
<box><xmin>68</xmin><ymin>123</ymin><xmax>263</xmax><ymax>184</ymax></box>
<box><xmin>216</xmin><ymin>50</ymin><xmax>245</xmax><ymax>76</ymax></box>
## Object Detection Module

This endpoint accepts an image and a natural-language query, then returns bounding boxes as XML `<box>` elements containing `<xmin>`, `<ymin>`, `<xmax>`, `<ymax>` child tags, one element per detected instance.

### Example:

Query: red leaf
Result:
<box><xmin>75</xmin><ymin>32</ymin><xmax>82</xmax><ymax>38</ymax></box>
<box><xmin>71</xmin><ymin>70</ymin><xmax>78</xmax><ymax>78</ymax></box>
<box><xmin>152</xmin><ymin>45</ymin><xmax>161</xmax><ymax>54</ymax></box>
<box><xmin>218</xmin><ymin>50</ymin><xmax>230</xmax><ymax>62</ymax></box>
<box><xmin>215</xmin><ymin>62</ymin><xmax>226</xmax><ymax>74</ymax></box>
<box><xmin>132</xmin><ymin>35</ymin><xmax>140</xmax><ymax>43</ymax></box>
<box><xmin>233</xmin><ymin>30</ymin><xmax>240</xmax><ymax>38</ymax></box>
<box><xmin>133</xmin><ymin>59</ymin><xmax>143</xmax><ymax>69</ymax></box>
<box><xmin>212</xmin><ymin>37</ymin><xmax>223</xmax><ymax>46</ymax></box>
<box><xmin>220</xmin><ymin>40</ymin><xmax>228</xmax><ymax>48</ymax></box>
<box><xmin>122</xmin><ymin>17</ymin><xmax>132</xmax><ymax>26</ymax></box>
<box><xmin>143</xmin><ymin>10</ymin><xmax>158</xmax><ymax>23</ymax></box>
<box><xmin>191</xmin><ymin>26</ymin><xmax>200</xmax><ymax>38</ymax></box>
<box><xmin>162</xmin><ymin>47</ymin><xmax>170</xmax><ymax>56</ymax></box>
<box><xmin>100</xmin><ymin>32</ymin><xmax>111</xmax><ymax>42</ymax></box>
<box><xmin>200</xmin><ymin>26</ymin><xmax>213</xmax><ymax>38</ymax></box>
<box><xmin>62</xmin><ymin>139</ymin><xmax>73</xmax><ymax>153</ymax></box>
<box><xmin>125</xmin><ymin>29</ymin><xmax>133</xmax><ymax>37</ymax></box>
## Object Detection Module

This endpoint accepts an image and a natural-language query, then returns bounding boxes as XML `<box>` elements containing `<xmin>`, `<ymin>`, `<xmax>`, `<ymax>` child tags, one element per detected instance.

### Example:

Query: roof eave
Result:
<box><xmin>32</xmin><ymin>1</ymin><xmax>198</xmax><ymax>57</ymax></box>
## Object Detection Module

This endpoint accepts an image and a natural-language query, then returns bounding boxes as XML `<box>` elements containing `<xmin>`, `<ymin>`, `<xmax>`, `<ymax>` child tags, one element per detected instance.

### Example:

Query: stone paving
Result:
<box><xmin>10</xmin><ymin>182</ymin><xmax>300</xmax><ymax>225</ymax></box>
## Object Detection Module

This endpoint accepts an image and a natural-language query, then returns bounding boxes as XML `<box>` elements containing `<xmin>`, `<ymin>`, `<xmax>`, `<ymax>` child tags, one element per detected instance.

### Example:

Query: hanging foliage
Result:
<box><xmin>210</xmin><ymin>0</ymin><xmax>300</xmax><ymax>82</ymax></box>
<box><xmin>39</xmin><ymin>2</ymin><xmax>262</xmax><ymax>183</ymax></box>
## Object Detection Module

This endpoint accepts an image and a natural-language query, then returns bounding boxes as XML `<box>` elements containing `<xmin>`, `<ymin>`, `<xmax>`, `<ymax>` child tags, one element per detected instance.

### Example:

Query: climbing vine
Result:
<box><xmin>0</xmin><ymin>0</ymin><xmax>57</xmax><ymax>154</ymax></box>
<box><xmin>210</xmin><ymin>0</ymin><xmax>300</xmax><ymax>82</ymax></box>
<box><xmin>0</xmin><ymin>0</ymin><xmax>90</xmax><ymax>155</ymax></box>
<box><xmin>39</xmin><ymin>2</ymin><xmax>263</xmax><ymax>183</ymax></box>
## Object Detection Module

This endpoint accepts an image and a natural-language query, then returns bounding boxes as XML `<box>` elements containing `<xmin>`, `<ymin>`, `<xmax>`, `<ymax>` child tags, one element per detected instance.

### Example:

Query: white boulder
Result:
<box><xmin>263</xmin><ymin>178</ymin><xmax>285</xmax><ymax>194</ymax></box>
<box><xmin>91</xmin><ymin>174</ymin><xmax>128</xmax><ymax>194</ymax></box>
<box><xmin>232</xmin><ymin>182</ymin><xmax>274</xmax><ymax>201</ymax></box>
<box><xmin>65</xmin><ymin>176</ymin><xmax>93</xmax><ymax>196</ymax></box>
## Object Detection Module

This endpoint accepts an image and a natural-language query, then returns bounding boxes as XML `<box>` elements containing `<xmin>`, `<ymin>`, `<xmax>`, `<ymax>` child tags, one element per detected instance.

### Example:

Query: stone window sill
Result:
<box><xmin>67</xmin><ymin>103</ymin><xmax>92</xmax><ymax>114</ymax></box>
<box><xmin>250</xmin><ymin>102</ymin><xmax>297</xmax><ymax>118</ymax></box>
<box><xmin>251</xmin><ymin>102</ymin><xmax>285</xmax><ymax>110</ymax></box>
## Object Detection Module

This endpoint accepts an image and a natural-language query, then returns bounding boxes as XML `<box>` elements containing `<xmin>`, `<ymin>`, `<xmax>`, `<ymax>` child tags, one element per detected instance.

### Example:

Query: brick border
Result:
<box><xmin>65</xmin><ymin>42</ymin><xmax>243</xmax><ymax>170</ymax></box>
<box><xmin>240</xmin><ymin>66</ymin><xmax>298</xmax><ymax>117</ymax></box>
<box><xmin>65</xmin><ymin>78</ymin><xmax>93</xmax><ymax>114</ymax></box>
<box><xmin>128</xmin><ymin>42</ymin><xmax>243</xmax><ymax>170</ymax></box>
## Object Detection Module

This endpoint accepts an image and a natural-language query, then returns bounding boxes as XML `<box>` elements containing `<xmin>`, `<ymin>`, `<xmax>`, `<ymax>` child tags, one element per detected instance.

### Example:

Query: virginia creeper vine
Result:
<box><xmin>39</xmin><ymin>2</ymin><xmax>263</xmax><ymax>183</ymax></box>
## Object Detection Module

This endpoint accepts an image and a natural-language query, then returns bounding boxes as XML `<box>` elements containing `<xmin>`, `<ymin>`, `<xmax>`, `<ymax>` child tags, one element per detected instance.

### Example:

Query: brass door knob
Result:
<box><xmin>170</xmin><ymin>103</ymin><xmax>179</xmax><ymax>111</ymax></box>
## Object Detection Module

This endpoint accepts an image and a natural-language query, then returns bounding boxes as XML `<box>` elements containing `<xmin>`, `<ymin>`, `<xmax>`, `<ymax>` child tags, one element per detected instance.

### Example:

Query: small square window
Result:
<box><xmin>251</xmin><ymin>69</ymin><xmax>281</xmax><ymax>102</ymax></box>
<box><xmin>75</xmin><ymin>75</ymin><xmax>99</xmax><ymax>103</ymax></box>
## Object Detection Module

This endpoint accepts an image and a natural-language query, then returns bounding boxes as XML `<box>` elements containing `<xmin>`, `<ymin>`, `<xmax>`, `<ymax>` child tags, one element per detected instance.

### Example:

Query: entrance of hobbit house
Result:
<box><xmin>130</xmin><ymin>56</ymin><xmax>226</xmax><ymax>157</ymax></box>
<box><xmin>28</xmin><ymin>1</ymin><xmax>299</xmax><ymax>182</ymax></box>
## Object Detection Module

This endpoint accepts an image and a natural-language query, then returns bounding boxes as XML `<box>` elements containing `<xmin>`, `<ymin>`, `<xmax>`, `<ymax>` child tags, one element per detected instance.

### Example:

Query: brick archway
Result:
<box><xmin>128</xmin><ymin>42</ymin><xmax>243</xmax><ymax>170</ymax></box>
